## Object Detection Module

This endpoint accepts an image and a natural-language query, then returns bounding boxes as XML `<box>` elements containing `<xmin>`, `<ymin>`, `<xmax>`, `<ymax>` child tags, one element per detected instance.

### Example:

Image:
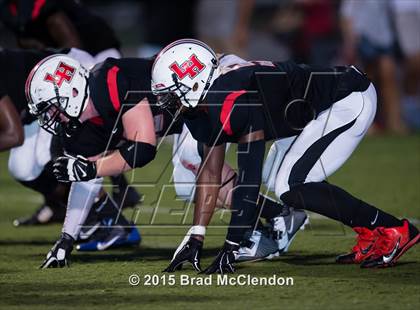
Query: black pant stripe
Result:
<box><xmin>288</xmin><ymin>118</ymin><xmax>357</xmax><ymax>188</ymax></box>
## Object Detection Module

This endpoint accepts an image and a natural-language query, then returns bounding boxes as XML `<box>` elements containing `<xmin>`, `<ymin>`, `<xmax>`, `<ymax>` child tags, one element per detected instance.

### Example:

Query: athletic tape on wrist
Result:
<box><xmin>191</xmin><ymin>225</ymin><xmax>206</xmax><ymax>236</ymax></box>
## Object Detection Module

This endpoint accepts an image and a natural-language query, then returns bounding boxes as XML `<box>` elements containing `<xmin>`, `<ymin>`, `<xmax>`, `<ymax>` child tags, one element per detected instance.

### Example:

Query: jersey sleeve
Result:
<box><xmin>208</xmin><ymin>90</ymin><xmax>264</xmax><ymax>145</ymax></box>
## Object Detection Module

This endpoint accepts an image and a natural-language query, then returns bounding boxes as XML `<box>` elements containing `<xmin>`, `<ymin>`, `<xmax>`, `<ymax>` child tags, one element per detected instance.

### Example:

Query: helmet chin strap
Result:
<box><xmin>64</xmin><ymin>119</ymin><xmax>82</xmax><ymax>138</ymax></box>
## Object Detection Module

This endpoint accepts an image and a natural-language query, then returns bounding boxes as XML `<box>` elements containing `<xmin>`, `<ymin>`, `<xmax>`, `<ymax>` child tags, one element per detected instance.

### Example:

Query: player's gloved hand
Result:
<box><xmin>53</xmin><ymin>154</ymin><xmax>97</xmax><ymax>182</ymax></box>
<box><xmin>163</xmin><ymin>237</ymin><xmax>202</xmax><ymax>272</ymax></box>
<box><xmin>202</xmin><ymin>240</ymin><xmax>239</xmax><ymax>274</ymax></box>
<box><xmin>40</xmin><ymin>232</ymin><xmax>74</xmax><ymax>269</ymax></box>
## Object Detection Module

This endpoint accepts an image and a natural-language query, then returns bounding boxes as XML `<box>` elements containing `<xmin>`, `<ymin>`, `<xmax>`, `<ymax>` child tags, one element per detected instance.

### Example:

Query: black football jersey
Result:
<box><xmin>184</xmin><ymin>60</ymin><xmax>370</xmax><ymax>146</ymax></box>
<box><xmin>0</xmin><ymin>48</ymin><xmax>58</xmax><ymax>123</ymax></box>
<box><xmin>0</xmin><ymin>0</ymin><xmax>120</xmax><ymax>56</ymax></box>
<box><xmin>61</xmin><ymin>57</ymin><xmax>183</xmax><ymax>157</ymax></box>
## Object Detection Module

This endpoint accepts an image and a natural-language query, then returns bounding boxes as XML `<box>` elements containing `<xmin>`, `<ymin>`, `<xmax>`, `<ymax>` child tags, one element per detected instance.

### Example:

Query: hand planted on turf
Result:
<box><xmin>202</xmin><ymin>240</ymin><xmax>239</xmax><ymax>274</ymax></box>
<box><xmin>40</xmin><ymin>233</ymin><xmax>74</xmax><ymax>269</ymax></box>
<box><xmin>53</xmin><ymin>154</ymin><xmax>97</xmax><ymax>182</ymax></box>
<box><xmin>163</xmin><ymin>237</ymin><xmax>202</xmax><ymax>272</ymax></box>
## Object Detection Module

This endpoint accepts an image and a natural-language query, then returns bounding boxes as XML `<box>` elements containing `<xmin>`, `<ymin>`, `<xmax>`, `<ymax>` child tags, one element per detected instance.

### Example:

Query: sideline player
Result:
<box><xmin>151</xmin><ymin>39</ymin><xmax>419</xmax><ymax>273</ymax></box>
<box><xmin>0</xmin><ymin>0</ymin><xmax>120</xmax><ymax>60</ymax></box>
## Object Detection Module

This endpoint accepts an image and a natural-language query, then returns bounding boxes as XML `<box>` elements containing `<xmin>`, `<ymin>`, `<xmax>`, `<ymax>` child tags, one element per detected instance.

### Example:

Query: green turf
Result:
<box><xmin>1</xmin><ymin>135</ymin><xmax>419</xmax><ymax>310</ymax></box>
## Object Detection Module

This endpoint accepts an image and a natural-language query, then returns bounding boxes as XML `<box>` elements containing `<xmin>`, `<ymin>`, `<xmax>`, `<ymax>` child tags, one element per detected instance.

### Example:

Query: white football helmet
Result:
<box><xmin>25</xmin><ymin>54</ymin><xmax>90</xmax><ymax>135</ymax></box>
<box><xmin>151</xmin><ymin>39</ymin><xmax>220</xmax><ymax>109</ymax></box>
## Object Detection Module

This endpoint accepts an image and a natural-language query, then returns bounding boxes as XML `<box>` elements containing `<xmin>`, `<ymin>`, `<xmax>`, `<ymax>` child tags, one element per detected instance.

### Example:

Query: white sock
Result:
<box><xmin>62</xmin><ymin>178</ymin><xmax>103</xmax><ymax>239</ymax></box>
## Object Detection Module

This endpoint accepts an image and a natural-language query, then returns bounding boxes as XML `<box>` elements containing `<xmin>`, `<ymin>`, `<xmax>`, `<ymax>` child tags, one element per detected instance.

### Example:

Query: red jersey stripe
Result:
<box><xmin>32</xmin><ymin>0</ymin><xmax>46</xmax><ymax>20</ymax></box>
<box><xmin>89</xmin><ymin>116</ymin><xmax>104</xmax><ymax>126</ymax></box>
<box><xmin>220</xmin><ymin>90</ymin><xmax>246</xmax><ymax>136</ymax></box>
<box><xmin>107</xmin><ymin>66</ymin><xmax>120</xmax><ymax>112</ymax></box>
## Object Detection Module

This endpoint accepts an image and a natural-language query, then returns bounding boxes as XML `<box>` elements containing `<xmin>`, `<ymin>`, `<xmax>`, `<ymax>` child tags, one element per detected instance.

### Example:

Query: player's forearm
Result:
<box><xmin>0</xmin><ymin>129</ymin><xmax>23</xmax><ymax>151</ymax></box>
<box><xmin>47</xmin><ymin>12</ymin><xmax>82</xmax><ymax>48</ymax></box>
<box><xmin>216</xmin><ymin>163</ymin><xmax>237</xmax><ymax>209</ymax></box>
<box><xmin>194</xmin><ymin>167</ymin><xmax>221</xmax><ymax>227</ymax></box>
<box><xmin>193</xmin><ymin>144</ymin><xmax>226</xmax><ymax>227</ymax></box>
<box><xmin>0</xmin><ymin>96</ymin><xmax>24</xmax><ymax>151</ymax></box>
<box><xmin>95</xmin><ymin>150</ymin><xmax>131</xmax><ymax>177</ymax></box>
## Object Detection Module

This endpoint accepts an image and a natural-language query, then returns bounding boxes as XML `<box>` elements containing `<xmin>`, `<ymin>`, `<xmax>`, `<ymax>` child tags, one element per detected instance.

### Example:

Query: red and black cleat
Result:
<box><xmin>361</xmin><ymin>219</ymin><xmax>419</xmax><ymax>268</ymax></box>
<box><xmin>336</xmin><ymin>227</ymin><xmax>377</xmax><ymax>264</ymax></box>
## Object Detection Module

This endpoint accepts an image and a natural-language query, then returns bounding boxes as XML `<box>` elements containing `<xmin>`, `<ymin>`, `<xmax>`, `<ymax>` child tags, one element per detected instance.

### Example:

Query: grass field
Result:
<box><xmin>0</xmin><ymin>134</ymin><xmax>419</xmax><ymax>310</ymax></box>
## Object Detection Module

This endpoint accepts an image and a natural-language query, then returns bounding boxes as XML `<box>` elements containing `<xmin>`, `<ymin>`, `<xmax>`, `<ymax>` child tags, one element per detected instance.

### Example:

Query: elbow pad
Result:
<box><xmin>119</xmin><ymin>141</ymin><xmax>156</xmax><ymax>168</ymax></box>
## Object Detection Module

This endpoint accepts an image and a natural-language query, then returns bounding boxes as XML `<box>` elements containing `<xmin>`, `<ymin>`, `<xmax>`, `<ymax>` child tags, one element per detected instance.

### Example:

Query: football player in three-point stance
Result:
<box><xmin>151</xmin><ymin>39</ymin><xmax>419</xmax><ymax>273</ymax></box>
<box><xmin>25</xmin><ymin>54</ymin><xmax>163</xmax><ymax>268</ymax></box>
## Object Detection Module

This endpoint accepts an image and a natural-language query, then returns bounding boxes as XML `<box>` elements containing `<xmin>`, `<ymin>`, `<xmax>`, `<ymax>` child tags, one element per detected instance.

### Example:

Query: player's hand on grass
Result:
<box><xmin>163</xmin><ymin>237</ymin><xmax>202</xmax><ymax>272</ymax></box>
<box><xmin>53</xmin><ymin>154</ymin><xmax>97</xmax><ymax>182</ymax></box>
<box><xmin>40</xmin><ymin>233</ymin><xmax>74</xmax><ymax>269</ymax></box>
<box><xmin>202</xmin><ymin>241</ymin><xmax>239</xmax><ymax>274</ymax></box>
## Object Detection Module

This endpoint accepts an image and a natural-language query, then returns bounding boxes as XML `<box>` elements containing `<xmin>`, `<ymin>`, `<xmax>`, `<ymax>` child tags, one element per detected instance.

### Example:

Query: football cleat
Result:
<box><xmin>78</xmin><ymin>192</ymin><xmax>141</xmax><ymax>242</ymax></box>
<box><xmin>40</xmin><ymin>232</ymin><xmax>74</xmax><ymax>268</ymax></box>
<box><xmin>271</xmin><ymin>207</ymin><xmax>308</xmax><ymax>254</ymax></box>
<box><xmin>235</xmin><ymin>229</ymin><xmax>279</xmax><ymax>262</ymax></box>
<box><xmin>336</xmin><ymin>227</ymin><xmax>376</xmax><ymax>264</ymax></box>
<box><xmin>13</xmin><ymin>203</ymin><xmax>65</xmax><ymax>226</ymax></box>
<box><xmin>77</xmin><ymin>196</ymin><xmax>108</xmax><ymax>241</ymax></box>
<box><xmin>163</xmin><ymin>237</ymin><xmax>203</xmax><ymax>272</ymax></box>
<box><xmin>77</xmin><ymin>217</ymin><xmax>141</xmax><ymax>251</ymax></box>
<box><xmin>361</xmin><ymin>220</ymin><xmax>419</xmax><ymax>268</ymax></box>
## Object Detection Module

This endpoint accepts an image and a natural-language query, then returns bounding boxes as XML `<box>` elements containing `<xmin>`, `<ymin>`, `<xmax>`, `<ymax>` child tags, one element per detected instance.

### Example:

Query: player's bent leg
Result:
<box><xmin>262</xmin><ymin>137</ymin><xmax>296</xmax><ymax>192</ymax></box>
<box><xmin>8</xmin><ymin>121</ymin><xmax>43</xmax><ymax>181</ymax></box>
<box><xmin>14</xmin><ymin>166</ymin><xmax>67</xmax><ymax>226</ymax></box>
<box><xmin>274</xmin><ymin>86</ymin><xmax>373</xmax><ymax>197</ymax></box>
<box><xmin>9</xmin><ymin>122</ymin><xmax>66</xmax><ymax>225</ymax></box>
<box><xmin>109</xmin><ymin>174</ymin><xmax>143</xmax><ymax>208</ymax></box>
<box><xmin>275</xmin><ymin>84</ymin><xmax>418</xmax><ymax>266</ymax></box>
<box><xmin>63</xmin><ymin>178</ymin><xmax>103</xmax><ymax>239</ymax></box>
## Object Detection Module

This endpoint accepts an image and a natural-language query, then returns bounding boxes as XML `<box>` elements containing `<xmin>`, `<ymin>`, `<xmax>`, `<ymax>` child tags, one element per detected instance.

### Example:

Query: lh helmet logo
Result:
<box><xmin>170</xmin><ymin>54</ymin><xmax>205</xmax><ymax>80</ymax></box>
<box><xmin>44</xmin><ymin>62</ymin><xmax>76</xmax><ymax>87</ymax></box>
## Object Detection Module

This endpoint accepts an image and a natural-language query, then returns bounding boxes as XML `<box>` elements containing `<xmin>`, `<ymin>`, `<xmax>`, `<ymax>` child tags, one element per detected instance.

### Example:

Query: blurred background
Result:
<box><xmin>0</xmin><ymin>0</ymin><xmax>419</xmax><ymax>134</ymax></box>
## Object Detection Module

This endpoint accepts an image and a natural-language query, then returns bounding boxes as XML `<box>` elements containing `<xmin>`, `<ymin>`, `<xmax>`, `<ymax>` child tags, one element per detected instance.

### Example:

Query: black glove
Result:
<box><xmin>40</xmin><ymin>232</ymin><xmax>74</xmax><ymax>268</ymax></box>
<box><xmin>202</xmin><ymin>241</ymin><xmax>239</xmax><ymax>274</ymax></box>
<box><xmin>163</xmin><ymin>237</ymin><xmax>202</xmax><ymax>272</ymax></box>
<box><xmin>53</xmin><ymin>154</ymin><xmax>97</xmax><ymax>182</ymax></box>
